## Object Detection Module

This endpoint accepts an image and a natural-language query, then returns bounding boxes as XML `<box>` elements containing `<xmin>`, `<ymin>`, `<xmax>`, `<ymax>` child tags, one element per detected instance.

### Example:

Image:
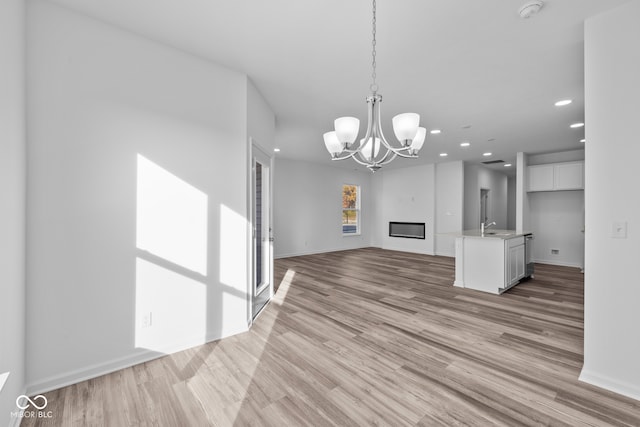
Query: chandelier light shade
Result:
<box><xmin>392</xmin><ymin>113</ymin><xmax>420</xmax><ymax>145</ymax></box>
<box><xmin>323</xmin><ymin>131</ymin><xmax>342</xmax><ymax>156</ymax></box>
<box><xmin>323</xmin><ymin>0</ymin><xmax>426</xmax><ymax>172</ymax></box>
<box><xmin>335</xmin><ymin>117</ymin><xmax>360</xmax><ymax>146</ymax></box>
<box><xmin>361</xmin><ymin>137</ymin><xmax>381</xmax><ymax>161</ymax></box>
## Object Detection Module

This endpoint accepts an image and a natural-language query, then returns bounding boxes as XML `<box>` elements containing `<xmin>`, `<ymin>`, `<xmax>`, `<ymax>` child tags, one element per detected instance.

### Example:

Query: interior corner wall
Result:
<box><xmin>370</xmin><ymin>171</ymin><xmax>384</xmax><ymax>248</ymax></box>
<box><xmin>507</xmin><ymin>176</ymin><xmax>516</xmax><ymax>230</ymax></box>
<box><xmin>463</xmin><ymin>163</ymin><xmax>508</xmax><ymax>231</ymax></box>
<box><xmin>528</xmin><ymin>191</ymin><xmax>584</xmax><ymax>268</ymax></box>
<box><xmin>26</xmin><ymin>0</ymin><xmax>250</xmax><ymax>394</ymax></box>
<box><xmin>435</xmin><ymin>161</ymin><xmax>464</xmax><ymax>256</ymax></box>
<box><xmin>273</xmin><ymin>158</ymin><xmax>372</xmax><ymax>258</ymax></box>
<box><xmin>0</xmin><ymin>0</ymin><xmax>26</xmax><ymax>423</ymax></box>
<box><xmin>376</xmin><ymin>164</ymin><xmax>436</xmax><ymax>255</ymax></box>
<box><xmin>247</xmin><ymin>79</ymin><xmax>276</xmax><ymax>153</ymax></box>
<box><xmin>516</xmin><ymin>152</ymin><xmax>530</xmax><ymax>233</ymax></box>
<box><xmin>582</xmin><ymin>0</ymin><xmax>640</xmax><ymax>401</ymax></box>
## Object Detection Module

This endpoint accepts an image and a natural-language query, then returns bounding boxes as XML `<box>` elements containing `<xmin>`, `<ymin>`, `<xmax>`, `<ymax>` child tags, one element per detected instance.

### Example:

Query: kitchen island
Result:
<box><xmin>452</xmin><ymin>230</ymin><xmax>532</xmax><ymax>294</ymax></box>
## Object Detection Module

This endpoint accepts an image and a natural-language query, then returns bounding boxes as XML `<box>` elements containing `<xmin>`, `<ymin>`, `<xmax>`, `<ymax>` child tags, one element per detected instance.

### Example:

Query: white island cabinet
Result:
<box><xmin>453</xmin><ymin>230</ymin><xmax>530</xmax><ymax>295</ymax></box>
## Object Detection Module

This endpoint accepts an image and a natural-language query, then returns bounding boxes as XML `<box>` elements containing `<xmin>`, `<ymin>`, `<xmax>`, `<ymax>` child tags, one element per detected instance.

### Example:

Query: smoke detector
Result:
<box><xmin>519</xmin><ymin>1</ymin><xmax>544</xmax><ymax>19</ymax></box>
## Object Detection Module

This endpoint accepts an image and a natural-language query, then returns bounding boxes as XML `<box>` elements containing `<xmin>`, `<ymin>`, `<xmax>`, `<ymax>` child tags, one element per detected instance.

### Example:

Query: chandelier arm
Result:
<box><xmin>331</xmin><ymin>151</ymin><xmax>358</xmax><ymax>161</ymax></box>
<box><xmin>360</xmin><ymin>96</ymin><xmax>375</xmax><ymax>148</ymax></box>
<box><xmin>394</xmin><ymin>150</ymin><xmax>418</xmax><ymax>158</ymax></box>
<box><xmin>374</xmin><ymin>147</ymin><xmax>394</xmax><ymax>165</ymax></box>
<box><xmin>378</xmin><ymin>151</ymin><xmax>398</xmax><ymax>166</ymax></box>
<box><xmin>372</xmin><ymin>97</ymin><xmax>397</xmax><ymax>152</ymax></box>
<box><xmin>350</xmin><ymin>153</ymin><xmax>376</xmax><ymax>167</ymax></box>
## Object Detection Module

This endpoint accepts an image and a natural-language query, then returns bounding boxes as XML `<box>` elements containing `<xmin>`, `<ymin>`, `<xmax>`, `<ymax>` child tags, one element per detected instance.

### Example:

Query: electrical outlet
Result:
<box><xmin>141</xmin><ymin>312</ymin><xmax>152</xmax><ymax>328</ymax></box>
<box><xmin>551</xmin><ymin>249</ymin><xmax>559</xmax><ymax>255</ymax></box>
<box><xmin>612</xmin><ymin>221</ymin><xmax>627</xmax><ymax>239</ymax></box>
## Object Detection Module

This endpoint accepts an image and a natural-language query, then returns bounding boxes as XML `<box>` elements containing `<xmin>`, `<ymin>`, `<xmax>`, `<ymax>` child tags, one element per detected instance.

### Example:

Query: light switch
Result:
<box><xmin>612</xmin><ymin>221</ymin><xmax>627</xmax><ymax>239</ymax></box>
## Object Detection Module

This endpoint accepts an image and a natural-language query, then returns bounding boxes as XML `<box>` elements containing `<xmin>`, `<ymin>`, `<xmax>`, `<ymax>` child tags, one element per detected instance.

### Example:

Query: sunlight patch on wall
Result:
<box><xmin>136</xmin><ymin>154</ymin><xmax>208</xmax><ymax>275</ymax></box>
<box><xmin>219</xmin><ymin>204</ymin><xmax>248</xmax><ymax>335</ymax></box>
<box><xmin>0</xmin><ymin>371</ymin><xmax>9</xmax><ymax>393</ymax></box>
<box><xmin>135</xmin><ymin>258</ymin><xmax>207</xmax><ymax>353</ymax></box>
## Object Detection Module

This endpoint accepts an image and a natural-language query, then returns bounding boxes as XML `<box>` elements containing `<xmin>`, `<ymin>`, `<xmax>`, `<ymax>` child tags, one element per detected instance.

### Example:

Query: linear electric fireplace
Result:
<box><xmin>389</xmin><ymin>222</ymin><xmax>425</xmax><ymax>239</ymax></box>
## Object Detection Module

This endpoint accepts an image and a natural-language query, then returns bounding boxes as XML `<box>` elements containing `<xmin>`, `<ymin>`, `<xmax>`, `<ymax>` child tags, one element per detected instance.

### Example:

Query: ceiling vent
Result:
<box><xmin>482</xmin><ymin>160</ymin><xmax>505</xmax><ymax>165</ymax></box>
<box><xmin>518</xmin><ymin>1</ymin><xmax>544</xmax><ymax>19</ymax></box>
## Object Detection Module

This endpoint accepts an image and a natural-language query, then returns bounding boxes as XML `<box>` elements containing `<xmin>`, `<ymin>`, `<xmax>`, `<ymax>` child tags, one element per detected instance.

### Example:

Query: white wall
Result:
<box><xmin>374</xmin><ymin>164</ymin><xmax>436</xmax><ymax>255</ymax></box>
<box><xmin>528</xmin><ymin>191</ymin><xmax>584</xmax><ymax>268</ymax></box>
<box><xmin>368</xmin><ymin>161</ymin><xmax>464</xmax><ymax>257</ymax></box>
<box><xmin>247</xmin><ymin>79</ymin><xmax>276</xmax><ymax>153</ymax></box>
<box><xmin>273</xmin><ymin>158</ymin><xmax>372</xmax><ymax>258</ymax></box>
<box><xmin>0</xmin><ymin>0</ymin><xmax>26</xmax><ymax>423</ymax></box>
<box><xmin>435</xmin><ymin>161</ymin><xmax>464</xmax><ymax>256</ymax></box>
<box><xmin>26</xmin><ymin>1</ymin><xmax>267</xmax><ymax>394</ymax></box>
<box><xmin>516</xmin><ymin>152</ymin><xmax>530</xmax><ymax>233</ymax></box>
<box><xmin>507</xmin><ymin>176</ymin><xmax>516</xmax><ymax>230</ymax></box>
<box><xmin>581</xmin><ymin>0</ymin><xmax>640</xmax><ymax>400</ymax></box>
<box><xmin>527</xmin><ymin>149</ymin><xmax>584</xmax><ymax>166</ymax></box>
<box><xmin>463</xmin><ymin>163</ymin><xmax>508</xmax><ymax>231</ymax></box>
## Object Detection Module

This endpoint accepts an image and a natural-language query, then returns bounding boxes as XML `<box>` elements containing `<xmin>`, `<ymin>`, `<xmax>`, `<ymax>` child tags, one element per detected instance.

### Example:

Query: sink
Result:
<box><xmin>484</xmin><ymin>232</ymin><xmax>513</xmax><ymax>236</ymax></box>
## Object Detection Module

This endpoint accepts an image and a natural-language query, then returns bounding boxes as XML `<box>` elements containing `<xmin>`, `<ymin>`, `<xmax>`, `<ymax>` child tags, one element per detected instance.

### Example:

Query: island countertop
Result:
<box><xmin>446</xmin><ymin>229</ymin><xmax>532</xmax><ymax>239</ymax></box>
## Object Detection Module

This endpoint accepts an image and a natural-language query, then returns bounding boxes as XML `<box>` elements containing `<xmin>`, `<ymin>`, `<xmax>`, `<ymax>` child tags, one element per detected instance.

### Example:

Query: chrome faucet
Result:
<box><xmin>481</xmin><ymin>221</ymin><xmax>496</xmax><ymax>234</ymax></box>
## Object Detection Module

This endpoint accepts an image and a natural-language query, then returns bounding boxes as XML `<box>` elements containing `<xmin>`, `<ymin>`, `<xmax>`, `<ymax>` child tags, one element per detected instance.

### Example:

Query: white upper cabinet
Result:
<box><xmin>554</xmin><ymin>162</ymin><xmax>584</xmax><ymax>190</ymax></box>
<box><xmin>527</xmin><ymin>161</ymin><xmax>584</xmax><ymax>192</ymax></box>
<box><xmin>528</xmin><ymin>164</ymin><xmax>555</xmax><ymax>191</ymax></box>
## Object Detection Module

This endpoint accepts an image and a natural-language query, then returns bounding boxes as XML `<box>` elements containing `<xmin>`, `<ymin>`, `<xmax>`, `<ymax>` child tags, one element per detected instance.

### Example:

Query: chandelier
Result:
<box><xmin>323</xmin><ymin>0</ymin><xmax>426</xmax><ymax>172</ymax></box>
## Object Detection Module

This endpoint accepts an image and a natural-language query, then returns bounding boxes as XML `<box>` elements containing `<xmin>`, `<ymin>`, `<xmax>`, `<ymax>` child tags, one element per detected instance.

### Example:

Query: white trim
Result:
<box><xmin>275</xmin><ymin>245</ymin><xmax>372</xmax><ymax>259</ymax></box>
<box><xmin>532</xmin><ymin>259</ymin><xmax>583</xmax><ymax>269</ymax></box>
<box><xmin>382</xmin><ymin>245</ymin><xmax>436</xmax><ymax>256</ymax></box>
<box><xmin>579</xmin><ymin>368</ymin><xmax>640</xmax><ymax>402</ymax></box>
<box><xmin>25</xmin><ymin>329</ymin><xmax>247</xmax><ymax>396</ymax></box>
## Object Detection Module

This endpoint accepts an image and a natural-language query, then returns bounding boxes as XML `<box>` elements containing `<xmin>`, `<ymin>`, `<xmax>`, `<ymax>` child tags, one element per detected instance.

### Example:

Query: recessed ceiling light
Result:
<box><xmin>483</xmin><ymin>152</ymin><xmax>492</xmax><ymax>156</ymax></box>
<box><xmin>555</xmin><ymin>99</ymin><xmax>572</xmax><ymax>106</ymax></box>
<box><xmin>504</xmin><ymin>163</ymin><xmax>512</xmax><ymax>167</ymax></box>
<box><xmin>274</xmin><ymin>148</ymin><xmax>281</xmax><ymax>152</ymax></box>
<box><xmin>580</xmin><ymin>139</ymin><xmax>586</xmax><ymax>143</ymax></box>
<box><xmin>440</xmin><ymin>153</ymin><xmax>448</xmax><ymax>157</ymax></box>
<box><xmin>570</xmin><ymin>122</ymin><xmax>585</xmax><ymax>128</ymax></box>
<box><xmin>460</xmin><ymin>142</ymin><xmax>470</xmax><ymax>147</ymax></box>
<box><xmin>430</xmin><ymin>129</ymin><xmax>441</xmax><ymax>134</ymax></box>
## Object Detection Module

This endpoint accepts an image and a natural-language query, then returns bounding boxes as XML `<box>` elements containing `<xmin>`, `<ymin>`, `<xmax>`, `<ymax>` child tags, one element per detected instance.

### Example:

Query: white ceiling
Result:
<box><xmin>47</xmin><ymin>0</ymin><xmax>630</xmax><ymax>174</ymax></box>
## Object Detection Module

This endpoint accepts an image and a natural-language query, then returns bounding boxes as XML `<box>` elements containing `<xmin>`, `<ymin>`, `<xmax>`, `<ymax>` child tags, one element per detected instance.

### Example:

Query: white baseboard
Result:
<box><xmin>533</xmin><ymin>259</ymin><xmax>583</xmax><ymax>269</ymax></box>
<box><xmin>275</xmin><ymin>245</ymin><xmax>371</xmax><ymax>259</ymax></box>
<box><xmin>381</xmin><ymin>245</ymin><xmax>435</xmax><ymax>256</ymax></box>
<box><xmin>25</xmin><ymin>328</ymin><xmax>248</xmax><ymax>396</ymax></box>
<box><xmin>579</xmin><ymin>368</ymin><xmax>640</xmax><ymax>401</ymax></box>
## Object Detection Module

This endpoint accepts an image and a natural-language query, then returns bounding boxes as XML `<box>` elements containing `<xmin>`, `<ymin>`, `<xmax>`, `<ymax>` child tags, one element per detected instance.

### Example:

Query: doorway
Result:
<box><xmin>480</xmin><ymin>188</ymin><xmax>490</xmax><ymax>225</ymax></box>
<box><xmin>251</xmin><ymin>143</ymin><xmax>273</xmax><ymax>319</ymax></box>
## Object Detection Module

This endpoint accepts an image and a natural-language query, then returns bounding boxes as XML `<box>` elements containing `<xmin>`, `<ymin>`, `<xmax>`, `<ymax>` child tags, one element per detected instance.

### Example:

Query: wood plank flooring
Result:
<box><xmin>22</xmin><ymin>248</ymin><xmax>640</xmax><ymax>426</ymax></box>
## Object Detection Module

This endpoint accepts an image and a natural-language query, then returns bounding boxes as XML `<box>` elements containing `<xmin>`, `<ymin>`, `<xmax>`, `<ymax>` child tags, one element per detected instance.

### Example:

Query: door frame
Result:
<box><xmin>248</xmin><ymin>139</ymin><xmax>274</xmax><ymax>323</ymax></box>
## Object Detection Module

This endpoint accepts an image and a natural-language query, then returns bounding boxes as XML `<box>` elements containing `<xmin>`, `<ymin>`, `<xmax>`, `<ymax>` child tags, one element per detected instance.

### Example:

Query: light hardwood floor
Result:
<box><xmin>22</xmin><ymin>248</ymin><xmax>640</xmax><ymax>426</ymax></box>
